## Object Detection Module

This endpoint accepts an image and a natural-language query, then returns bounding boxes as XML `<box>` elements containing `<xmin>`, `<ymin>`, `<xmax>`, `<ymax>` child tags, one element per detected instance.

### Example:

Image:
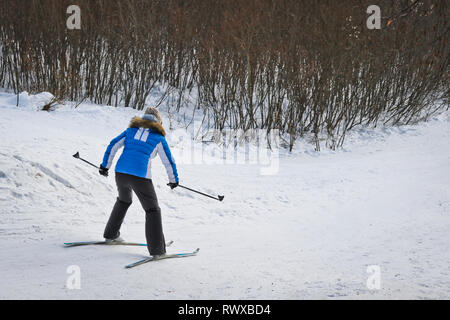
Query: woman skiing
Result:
<box><xmin>99</xmin><ymin>107</ymin><xmax>179</xmax><ymax>258</ymax></box>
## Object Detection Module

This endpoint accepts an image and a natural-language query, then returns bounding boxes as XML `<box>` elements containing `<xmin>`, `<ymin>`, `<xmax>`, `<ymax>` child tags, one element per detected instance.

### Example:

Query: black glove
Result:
<box><xmin>99</xmin><ymin>165</ymin><xmax>109</xmax><ymax>177</ymax></box>
<box><xmin>167</xmin><ymin>182</ymin><xmax>179</xmax><ymax>190</ymax></box>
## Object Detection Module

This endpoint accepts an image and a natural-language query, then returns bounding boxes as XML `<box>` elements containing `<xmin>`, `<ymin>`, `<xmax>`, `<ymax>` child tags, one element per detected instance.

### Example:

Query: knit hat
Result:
<box><xmin>143</xmin><ymin>107</ymin><xmax>162</xmax><ymax>125</ymax></box>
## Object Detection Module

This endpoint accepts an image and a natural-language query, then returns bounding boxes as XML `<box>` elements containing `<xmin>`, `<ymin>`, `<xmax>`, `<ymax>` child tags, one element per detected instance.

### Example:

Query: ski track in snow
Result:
<box><xmin>0</xmin><ymin>91</ymin><xmax>449</xmax><ymax>299</ymax></box>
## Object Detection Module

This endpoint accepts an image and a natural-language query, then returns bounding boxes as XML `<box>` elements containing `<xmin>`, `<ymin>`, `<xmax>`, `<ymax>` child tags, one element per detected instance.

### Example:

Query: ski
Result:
<box><xmin>64</xmin><ymin>240</ymin><xmax>174</xmax><ymax>248</ymax></box>
<box><xmin>125</xmin><ymin>248</ymin><xmax>200</xmax><ymax>269</ymax></box>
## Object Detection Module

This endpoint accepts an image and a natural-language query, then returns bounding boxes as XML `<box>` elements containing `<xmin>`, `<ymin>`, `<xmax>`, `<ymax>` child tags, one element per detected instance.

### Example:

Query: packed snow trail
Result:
<box><xmin>0</xmin><ymin>91</ymin><xmax>449</xmax><ymax>299</ymax></box>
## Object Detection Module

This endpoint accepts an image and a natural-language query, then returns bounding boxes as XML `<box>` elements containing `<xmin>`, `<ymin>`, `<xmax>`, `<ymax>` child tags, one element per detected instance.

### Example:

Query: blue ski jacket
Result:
<box><xmin>101</xmin><ymin>116</ymin><xmax>179</xmax><ymax>183</ymax></box>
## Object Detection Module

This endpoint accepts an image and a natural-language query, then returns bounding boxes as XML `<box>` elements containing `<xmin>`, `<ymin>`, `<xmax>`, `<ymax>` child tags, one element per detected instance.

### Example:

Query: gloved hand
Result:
<box><xmin>167</xmin><ymin>182</ymin><xmax>179</xmax><ymax>190</ymax></box>
<box><xmin>99</xmin><ymin>165</ymin><xmax>109</xmax><ymax>177</ymax></box>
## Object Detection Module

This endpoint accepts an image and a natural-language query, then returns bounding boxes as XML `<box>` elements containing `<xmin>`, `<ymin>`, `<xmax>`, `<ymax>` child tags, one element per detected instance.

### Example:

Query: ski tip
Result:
<box><xmin>125</xmin><ymin>258</ymin><xmax>151</xmax><ymax>269</ymax></box>
<box><xmin>125</xmin><ymin>262</ymin><xmax>138</xmax><ymax>269</ymax></box>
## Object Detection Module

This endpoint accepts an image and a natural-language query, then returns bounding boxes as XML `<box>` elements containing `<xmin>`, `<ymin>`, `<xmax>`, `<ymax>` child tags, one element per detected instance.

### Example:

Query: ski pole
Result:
<box><xmin>73</xmin><ymin>152</ymin><xmax>99</xmax><ymax>169</ymax></box>
<box><xmin>168</xmin><ymin>184</ymin><xmax>225</xmax><ymax>202</ymax></box>
<box><xmin>73</xmin><ymin>151</ymin><xmax>224</xmax><ymax>201</ymax></box>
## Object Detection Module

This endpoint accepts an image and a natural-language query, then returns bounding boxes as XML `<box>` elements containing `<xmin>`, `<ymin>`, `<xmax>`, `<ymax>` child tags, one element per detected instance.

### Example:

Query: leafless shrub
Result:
<box><xmin>0</xmin><ymin>0</ymin><xmax>448</xmax><ymax>149</ymax></box>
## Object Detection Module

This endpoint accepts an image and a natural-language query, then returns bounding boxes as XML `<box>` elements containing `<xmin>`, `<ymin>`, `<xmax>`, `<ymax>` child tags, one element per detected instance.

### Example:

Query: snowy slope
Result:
<box><xmin>0</xmin><ymin>91</ymin><xmax>449</xmax><ymax>299</ymax></box>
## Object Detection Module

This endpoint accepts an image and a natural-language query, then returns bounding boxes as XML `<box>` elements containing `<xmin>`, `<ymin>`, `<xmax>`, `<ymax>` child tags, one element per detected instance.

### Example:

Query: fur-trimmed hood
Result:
<box><xmin>129</xmin><ymin>117</ymin><xmax>166</xmax><ymax>136</ymax></box>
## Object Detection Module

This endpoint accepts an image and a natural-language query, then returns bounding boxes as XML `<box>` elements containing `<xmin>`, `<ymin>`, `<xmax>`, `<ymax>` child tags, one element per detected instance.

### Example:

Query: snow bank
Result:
<box><xmin>0</xmin><ymin>91</ymin><xmax>55</xmax><ymax>110</ymax></box>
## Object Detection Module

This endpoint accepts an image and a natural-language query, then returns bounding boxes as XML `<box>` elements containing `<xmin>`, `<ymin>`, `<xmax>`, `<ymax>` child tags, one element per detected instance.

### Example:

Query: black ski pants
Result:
<box><xmin>103</xmin><ymin>172</ymin><xmax>166</xmax><ymax>256</ymax></box>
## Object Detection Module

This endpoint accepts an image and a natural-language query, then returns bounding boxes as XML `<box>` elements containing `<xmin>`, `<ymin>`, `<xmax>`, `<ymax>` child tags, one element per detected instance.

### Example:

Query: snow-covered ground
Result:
<box><xmin>0</xmin><ymin>91</ymin><xmax>449</xmax><ymax>299</ymax></box>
